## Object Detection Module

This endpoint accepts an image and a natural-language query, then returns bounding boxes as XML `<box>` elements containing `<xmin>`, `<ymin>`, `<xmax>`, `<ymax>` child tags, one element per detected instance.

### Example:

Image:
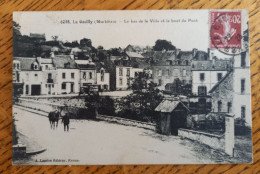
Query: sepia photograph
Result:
<box><xmin>12</xmin><ymin>10</ymin><xmax>253</xmax><ymax>165</ymax></box>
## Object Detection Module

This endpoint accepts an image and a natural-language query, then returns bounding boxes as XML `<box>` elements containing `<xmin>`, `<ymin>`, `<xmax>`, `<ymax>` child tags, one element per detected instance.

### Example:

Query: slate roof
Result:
<box><xmin>176</xmin><ymin>51</ymin><xmax>193</xmax><ymax>59</ymax></box>
<box><xmin>41</xmin><ymin>58</ymin><xmax>53</xmax><ymax>64</ymax></box>
<box><xmin>195</xmin><ymin>51</ymin><xmax>209</xmax><ymax>60</ymax></box>
<box><xmin>125</xmin><ymin>51</ymin><xmax>144</xmax><ymax>59</ymax></box>
<box><xmin>13</xmin><ymin>57</ymin><xmax>38</xmax><ymax>71</ymax></box>
<box><xmin>191</xmin><ymin>60</ymin><xmax>231</xmax><ymax>71</ymax></box>
<box><xmin>155</xmin><ymin>100</ymin><xmax>189</xmax><ymax>113</ymax></box>
<box><xmin>75</xmin><ymin>60</ymin><xmax>90</xmax><ymax>65</ymax></box>
<box><xmin>52</xmin><ymin>55</ymin><xmax>77</xmax><ymax>69</ymax></box>
<box><xmin>77</xmin><ymin>64</ymin><xmax>96</xmax><ymax>70</ymax></box>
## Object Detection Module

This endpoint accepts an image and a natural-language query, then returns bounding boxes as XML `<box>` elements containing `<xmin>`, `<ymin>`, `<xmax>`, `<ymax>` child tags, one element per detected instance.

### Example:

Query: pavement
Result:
<box><xmin>13</xmin><ymin>106</ymin><xmax>235</xmax><ymax>165</ymax></box>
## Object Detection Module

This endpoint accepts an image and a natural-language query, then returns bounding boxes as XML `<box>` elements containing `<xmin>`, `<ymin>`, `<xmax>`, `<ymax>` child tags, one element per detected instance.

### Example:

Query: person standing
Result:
<box><xmin>62</xmin><ymin>113</ymin><xmax>70</xmax><ymax>132</ymax></box>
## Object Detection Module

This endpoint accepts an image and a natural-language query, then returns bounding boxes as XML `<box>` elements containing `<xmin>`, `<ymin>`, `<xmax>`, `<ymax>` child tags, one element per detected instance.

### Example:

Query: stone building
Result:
<box><xmin>191</xmin><ymin>59</ymin><xmax>231</xmax><ymax>96</ymax></box>
<box><xmin>151</xmin><ymin>49</ymin><xmax>209</xmax><ymax>90</ymax></box>
<box><xmin>209</xmin><ymin>51</ymin><xmax>251</xmax><ymax>127</ymax></box>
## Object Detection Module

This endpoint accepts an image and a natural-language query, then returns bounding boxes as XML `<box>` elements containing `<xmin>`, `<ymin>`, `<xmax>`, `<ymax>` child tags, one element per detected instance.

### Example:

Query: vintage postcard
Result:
<box><xmin>12</xmin><ymin>10</ymin><xmax>252</xmax><ymax>165</ymax></box>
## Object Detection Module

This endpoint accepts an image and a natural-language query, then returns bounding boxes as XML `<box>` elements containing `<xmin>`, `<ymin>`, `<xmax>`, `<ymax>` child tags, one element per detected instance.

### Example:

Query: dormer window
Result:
<box><xmin>31</xmin><ymin>62</ymin><xmax>39</xmax><ymax>70</ymax></box>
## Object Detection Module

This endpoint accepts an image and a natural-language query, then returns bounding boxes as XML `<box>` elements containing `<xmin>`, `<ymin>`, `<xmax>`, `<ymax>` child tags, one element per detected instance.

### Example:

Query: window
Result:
<box><xmin>185</xmin><ymin>60</ymin><xmax>189</xmax><ymax>66</ymax></box>
<box><xmin>228</xmin><ymin>102</ymin><xmax>232</xmax><ymax>113</ymax></box>
<box><xmin>34</xmin><ymin>65</ymin><xmax>38</xmax><ymax>70</ymax></box>
<box><xmin>127</xmin><ymin>78</ymin><xmax>130</xmax><ymax>86</ymax></box>
<box><xmin>200</xmin><ymin>73</ymin><xmax>205</xmax><ymax>81</ymax></box>
<box><xmin>48</xmin><ymin>73</ymin><xmax>52</xmax><ymax>79</ymax></box>
<box><xmin>17</xmin><ymin>63</ymin><xmax>20</xmax><ymax>70</ymax></box>
<box><xmin>71</xmin><ymin>73</ymin><xmax>75</xmax><ymax>79</ymax></box>
<box><xmin>17</xmin><ymin>73</ymin><xmax>20</xmax><ymax>82</ymax></box>
<box><xmin>62</xmin><ymin>73</ymin><xmax>66</xmax><ymax>79</ymax></box>
<box><xmin>104</xmin><ymin>85</ymin><xmax>108</xmax><ymax>90</ymax></box>
<box><xmin>218</xmin><ymin>101</ymin><xmax>222</xmax><ymax>112</ymax></box>
<box><xmin>241</xmin><ymin>106</ymin><xmax>246</xmax><ymax>120</ymax></box>
<box><xmin>62</xmin><ymin>83</ymin><xmax>66</xmax><ymax>89</ymax></box>
<box><xmin>119</xmin><ymin>68</ymin><xmax>123</xmax><ymax>76</ymax></box>
<box><xmin>83</xmin><ymin>72</ymin><xmax>86</xmax><ymax>79</ymax></box>
<box><xmin>119</xmin><ymin>78</ymin><xmax>123</xmax><ymax>85</ymax></box>
<box><xmin>13</xmin><ymin>63</ymin><xmax>16</xmax><ymax>69</ymax></box>
<box><xmin>89</xmin><ymin>72</ymin><xmax>92</xmax><ymax>79</ymax></box>
<box><xmin>241</xmin><ymin>52</ymin><xmax>246</xmax><ymax>67</ymax></box>
<box><xmin>241</xmin><ymin>79</ymin><xmax>245</xmax><ymax>93</ymax></box>
<box><xmin>198</xmin><ymin>86</ymin><xmax>207</xmax><ymax>96</ymax></box>
<box><xmin>168</xmin><ymin>60</ymin><xmax>173</xmax><ymax>65</ymax></box>
<box><xmin>101</xmin><ymin>70</ymin><xmax>104</xmax><ymax>82</ymax></box>
<box><xmin>45</xmin><ymin>65</ymin><xmax>48</xmax><ymax>69</ymax></box>
<box><xmin>127</xmin><ymin>68</ymin><xmax>130</xmax><ymax>76</ymax></box>
<box><xmin>25</xmin><ymin>85</ymin><xmax>29</xmax><ymax>95</ymax></box>
<box><xmin>217</xmin><ymin>73</ymin><xmax>222</xmax><ymax>81</ymax></box>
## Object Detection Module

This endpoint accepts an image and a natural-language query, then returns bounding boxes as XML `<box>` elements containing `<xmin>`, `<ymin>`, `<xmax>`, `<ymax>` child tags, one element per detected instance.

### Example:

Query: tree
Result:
<box><xmin>13</xmin><ymin>21</ymin><xmax>21</xmax><ymax>38</ymax></box>
<box><xmin>97</xmin><ymin>45</ymin><xmax>104</xmax><ymax>50</ymax></box>
<box><xmin>71</xmin><ymin>40</ymin><xmax>80</xmax><ymax>47</ymax></box>
<box><xmin>153</xmin><ymin>39</ymin><xmax>176</xmax><ymax>51</ymax></box>
<box><xmin>108</xmin><ymin>48</ymin><xmax>122</xmax><ymax>56</ymax></box>
<box><xmin>80</xmin><ymin>38</ymin><xmax>92</xmax><ymax>47</ymax></box>
<box><xmin>85</xmin><ymin>92</ymin><xmax>100</xmax><ymax>119</ymax></box>
<box><xmin>118</xmin><ymin>71</ymin><xmax>163</xmax><ymax>122</ymax></box>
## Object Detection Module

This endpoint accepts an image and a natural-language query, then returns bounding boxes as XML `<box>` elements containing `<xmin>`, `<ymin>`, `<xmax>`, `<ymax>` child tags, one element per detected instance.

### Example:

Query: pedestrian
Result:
<box><xmin>62</xmin><ymin>113</ymin><xmax>70</xmax><ymax>132</ymax></box>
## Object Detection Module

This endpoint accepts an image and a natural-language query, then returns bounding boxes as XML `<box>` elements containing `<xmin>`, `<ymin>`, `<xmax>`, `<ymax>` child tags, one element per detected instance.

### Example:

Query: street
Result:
<box><xmin>13</xmin><ymin>106</ymin><xmax>231</xmax><ymax>165</ymax></box>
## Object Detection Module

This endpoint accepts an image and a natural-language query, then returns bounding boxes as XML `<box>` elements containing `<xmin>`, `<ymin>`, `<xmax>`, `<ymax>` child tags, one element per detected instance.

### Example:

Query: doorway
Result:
<box><xmin>170</xmin><ymin>110</ymin><xmax>187</xmax><ymax>135</ymax></box>
<box><xmin>31</xmin><ymin>85</ymin><xmax>41</xmax><ymax>95</ymax></box>
<box><xmin>70</xmin><ymin>83</ymin><xmax>74</xmax><ymax>93</ymax></box>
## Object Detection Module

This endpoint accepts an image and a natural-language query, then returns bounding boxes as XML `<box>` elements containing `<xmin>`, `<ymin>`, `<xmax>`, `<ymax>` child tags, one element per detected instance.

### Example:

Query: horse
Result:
<box><xmin>48</xmin><ymin>111</ymin><xmax>60</xmax><ymax>129</ymax></box>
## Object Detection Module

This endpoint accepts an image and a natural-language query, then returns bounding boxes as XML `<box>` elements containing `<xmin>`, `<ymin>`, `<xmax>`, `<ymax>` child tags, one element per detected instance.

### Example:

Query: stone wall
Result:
<box><xmin>210</xmin><ymin>72</ymin><xmax>233</xmax><ymax>113</ymax></box>
<box><xmin>178</xmin><ymin>128</ymin><xmax>225</xmax><ymax>151</ymax></box>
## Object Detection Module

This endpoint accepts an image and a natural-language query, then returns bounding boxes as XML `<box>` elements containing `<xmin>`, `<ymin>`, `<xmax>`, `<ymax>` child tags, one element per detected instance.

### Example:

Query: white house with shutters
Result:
<box><xmin>191</xmin><ymin>59</ymin><xmax>231</xmax><ymax>96</ymax></box>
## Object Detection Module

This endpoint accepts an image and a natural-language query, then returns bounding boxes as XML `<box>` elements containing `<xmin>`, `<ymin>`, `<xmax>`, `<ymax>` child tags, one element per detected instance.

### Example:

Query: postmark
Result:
<box><xmin>210</xmin><ymin>11</ymin><xmax>246</xmax><ymax>55</ymax></box>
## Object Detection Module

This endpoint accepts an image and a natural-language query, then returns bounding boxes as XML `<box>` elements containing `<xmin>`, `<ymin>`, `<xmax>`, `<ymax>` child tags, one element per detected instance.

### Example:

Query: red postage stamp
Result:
<box><xmin>210</xmin><ymin>11</ymin><xmax>242</xmax><ymax>54</ymax></box>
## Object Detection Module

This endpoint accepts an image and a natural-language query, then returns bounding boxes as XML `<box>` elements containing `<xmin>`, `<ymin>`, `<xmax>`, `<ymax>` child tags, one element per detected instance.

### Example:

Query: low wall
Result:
<box><xmin>178</xmin><ymin>128</ymin><xmax>225</xmax><ymax>151</ymax></box>
<box><xmin>97</xmin><ymin>115</ymin><xmax>156</xmax><ymax>131</ymax></box>
<box><xmin>17</xmin><ymin>98</ymin><xmax>65</xmax><ymax>113</ymax></box>
<box><xmin>16</xmin><ymin>98</ymin><xmax>92</xmax><ymax>119</ymax></box>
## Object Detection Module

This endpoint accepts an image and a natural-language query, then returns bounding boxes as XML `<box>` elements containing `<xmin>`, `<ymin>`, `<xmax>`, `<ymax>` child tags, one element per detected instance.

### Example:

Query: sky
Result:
<box><xmin>13</xmin><ymin>10</ymin><xmax>248</xmax><ymax>54</ymax></box>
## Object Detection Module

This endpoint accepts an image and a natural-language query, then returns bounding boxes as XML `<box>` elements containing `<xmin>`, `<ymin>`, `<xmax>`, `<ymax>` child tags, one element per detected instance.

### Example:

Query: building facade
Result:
<box><xmin>53</xmin><ymin>55</ymin><xmax>80</xmax><ymax>95</ymax></box>
<box><xmin>209</xmin><ymin>51</ymin><xmax>251</xmax><ymax>127</ymax></box>
<box><xmin>233</xmin><ymin>51</ymin><xmax>251</xmax><ymax>126</ymax></box>
<box><xmin>96</xmin><ymin>67</ymin><xmax>110</xmax><ymax>91</ymax></box>
<box><xmin>116</xmin><ymin>66</ymin><xmax>143</xmax><ymax>90</ymax></box>
<box><xmin>191</xmin><ymin>59</ymin><xmax>231</xmax><ymax>96</ymax></box>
